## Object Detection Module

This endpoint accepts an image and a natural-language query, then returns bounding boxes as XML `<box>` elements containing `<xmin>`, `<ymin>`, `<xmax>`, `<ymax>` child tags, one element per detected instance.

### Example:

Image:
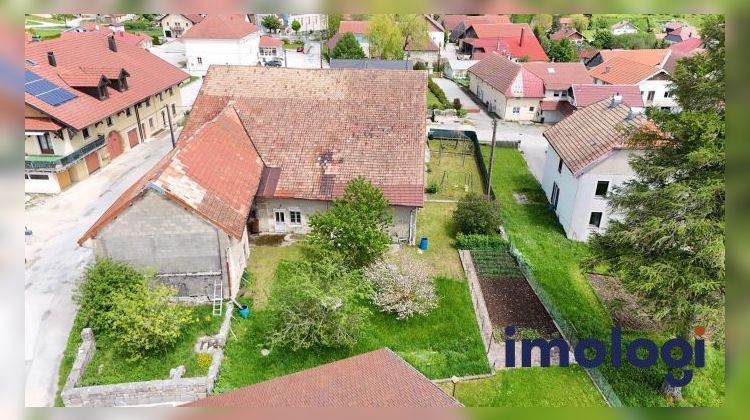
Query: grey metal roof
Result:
<box><xmin>329</xmin><ymin>59</ymin><xmax>414</xmax><ymax>70</ymax></box>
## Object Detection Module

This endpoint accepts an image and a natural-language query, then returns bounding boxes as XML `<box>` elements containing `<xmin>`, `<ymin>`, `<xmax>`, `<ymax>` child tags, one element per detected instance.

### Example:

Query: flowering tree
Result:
<box><xmin>365</xmin><ymin>254</ymin><xmax>438</xmax><ymax>319</ymax></box>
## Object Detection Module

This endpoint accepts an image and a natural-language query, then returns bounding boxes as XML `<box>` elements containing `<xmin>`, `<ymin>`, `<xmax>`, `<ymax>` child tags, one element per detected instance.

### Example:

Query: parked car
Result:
<box><xmin>265</xmin><ymin>59</ymin><xmax>283</xmax><ymax>67</ymax></box>
<box><xmin>296</xmin><ymin>46</ymin><xmax>304</xmax><ymax>53</ymax></box>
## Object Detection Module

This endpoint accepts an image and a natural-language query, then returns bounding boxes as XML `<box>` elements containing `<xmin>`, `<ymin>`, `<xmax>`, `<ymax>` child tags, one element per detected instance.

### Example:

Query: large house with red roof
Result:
<box><xmin>326</xmin><ymin>20</ymin><xmax>371</xmax><ymax>56</ymax></box>
<box><xmin>468</xmin><ymin>53</ymin><xmax>590</xmax><ymax>122</ymax></box>
<box><xmin>24</xmin><ymin>32</ymin><xmax>188</xmax><ymax>194</ymax></box>
<box><xmin>78</xmin><ymin>66</ymin><xmax>427</xmax><ymax>301</ymax></box>
<box><xmin>457</xmin><ymin>23</ymin><xmax>548</xmax><ymax>62</ymax></box>
<box><xmin>158</xmin><ymin>14</ymin><xmax>205</xmax><ymax>39</ymax></box>
<box><xmin>182</xmin><ymin>15</ymin><xmax>262</xmax><ymax>76</ymax></box>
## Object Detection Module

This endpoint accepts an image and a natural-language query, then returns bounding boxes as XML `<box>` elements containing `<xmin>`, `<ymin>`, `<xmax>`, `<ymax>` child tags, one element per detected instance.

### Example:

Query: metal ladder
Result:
<box><xmin>212</xmin><ymin>276</ymin><xmax>223</xmax><ymax>316</ymax></box>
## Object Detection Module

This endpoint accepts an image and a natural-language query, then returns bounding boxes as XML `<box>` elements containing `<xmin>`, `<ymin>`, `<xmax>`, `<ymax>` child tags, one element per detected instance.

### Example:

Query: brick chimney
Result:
<box><xmin>520</xmin><ymin>26</ymin><xmax>525</xmax><ymax>46</ymax></box>
<box><xmin>47</xmin><ymin>51</ymin><xmax>56</xmax><ymax>66</ymax></box>
<box><xmin>108</xmin><ymin>35</ymin><xmax>117</xmax><ymax>52</ymax></box>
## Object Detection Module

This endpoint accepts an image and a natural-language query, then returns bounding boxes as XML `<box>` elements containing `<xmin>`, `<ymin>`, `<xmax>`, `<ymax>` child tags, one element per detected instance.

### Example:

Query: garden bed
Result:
<box><xmin>587</xmin><ymin>273</ymin><xmax>660</xmax><ymax>331</ymax></box>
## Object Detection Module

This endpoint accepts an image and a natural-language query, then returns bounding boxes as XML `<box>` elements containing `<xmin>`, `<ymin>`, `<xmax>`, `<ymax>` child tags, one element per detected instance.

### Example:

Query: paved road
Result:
<box><xmin>284</xmin><ymin>41</ymin><xmax>328</xmax><ymax>69</ymax></box>
<box><xmin>149</xmin><ymin>39</ymin><xmax>186</xmax><ymax>69</ymax></box>
<box><xmin>431</xmin><ymin>77</ymin><xmax>550</xmax><ymax>182</ymax></box>
<box><xmin>180</xmin><ymin>78</ymin><xmax>203</xmax><ymax>109</ymax></box>
<box><xmin>24</xmin><ymin>132</ymin><xmax>176</xmax><ymax>406</ymax></box>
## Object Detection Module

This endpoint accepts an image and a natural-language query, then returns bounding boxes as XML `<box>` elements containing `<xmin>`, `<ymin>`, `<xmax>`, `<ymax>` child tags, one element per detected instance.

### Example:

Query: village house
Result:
<box><xmin>424</xmin><ymin>15</ymin><xmax>445</xmax><ymax>50</ymax></box>
<box><xmin>610</xmin><ymin>20</ymin><xmax>639</xmax><ymax>35</ymax></box>
<box><xmin>158</xmin><ymin>14</ymin><xmax>205</xmax><ymax>39</ymax></box>
<box><xmin>62</xmin><ymin>23</ymin><xmax>153</xmax><ymax>49</ymax></box>
<box><xmin>79</xmin><ymin>66</ymin><xmax>426</xmax><ymax>300</ymax></box>
<box><xmin>663</xmin><ymin>21</ymin><xmax>699</xmax><ymax>44</ymax></box>
<box><xmin>24</xmin><ymin>32</ymin><xmax>188</xmax><ymax>194</ymax></box>
<box><xmin>404</xmin><ymin>37</ymin><xmax>440</xmax><ymax>70</ymax></box>
<box><xmin>443</xmin><ymin>59</ymin><xmax>478</xmax><ymax>80</ymax></box>
<box><xmin>558</xmin><ymin>17</ymin><xmax>574</xmax><ymax>30</ymax></box>
<box><xmin>587</xmin><ymin>49</ymin><xmax>680</xmax><ymax>111</ymax></box>
<box><xmin>185</xmin><ymin>348</ymin><xmax>461</xmax><ymax>407</ymax></box>
<box><xmin>326</xmin><ymin>20</ymin><xmax>371</xmax><ymax>56</ymax></box>
<box><xmin>258</xmin><ymin>36</ymin><xmax>284</xmax><ymax>61</ymax></box>
<box><xmin>523</xmin><ymin>61</ymin><xmax>592</xmax><ymax>123</ymax></box>
<box><xmin>549</xmin><ymin>28</ymin><xmax>586</xmax><ymax>45</ymax></box>
<box><xmin>569</xmin><ymin>84</ymin><xmax>645</xmax><ymax>111</ymax></box>
<box><xmin>182</xmin><ymin>15</ymin><xmax>261</xmax><ymax>76</ymax></box>
<box><xmin>541</xmin><ymin>95</ymin><xmax>651</xmax><ymax>241</ymax></box>
<box><xmin>458</xmin><ymin>23</ymin><xmax>548</xmax><ymax>62</ymax></box>
<box><xmin>448</xmin><ymin>15</ymin><xmax>511</xmax><ymax>42</ymax></box>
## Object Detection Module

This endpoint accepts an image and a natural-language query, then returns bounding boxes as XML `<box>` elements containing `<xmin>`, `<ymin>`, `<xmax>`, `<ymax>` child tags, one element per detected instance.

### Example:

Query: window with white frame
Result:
<box><xmin>289</xmin><ymin>210</ymin><xmax>302</xmax><ymax>224</ymax></box>
<box><xmin>512</xmin><ymin>106</ymin><xmax>520</xmax><ymax>114</ymax></box>
<box><xmin>197</xmin><ymin>57</ymin><xmax>203</xmax><ymax>65</ymax></box>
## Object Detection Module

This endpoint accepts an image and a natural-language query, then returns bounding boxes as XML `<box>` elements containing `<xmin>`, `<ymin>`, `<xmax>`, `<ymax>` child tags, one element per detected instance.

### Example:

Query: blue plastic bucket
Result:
<box><xmin>238</xmin><ymin>305</ymin><xmax>249</xmax><ymax>318</ymax></box>
<box><xmin>419</xmin><ymin>237</ymin><xmax>428</xmax><ymax>251</ymax></box>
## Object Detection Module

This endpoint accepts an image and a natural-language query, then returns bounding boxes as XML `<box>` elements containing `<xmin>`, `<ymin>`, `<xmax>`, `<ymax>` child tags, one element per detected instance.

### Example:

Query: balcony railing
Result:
<box><xmin>25</xmin><ymin>135</ymin><xmax>105</xmax><ymax>171</ymax></box>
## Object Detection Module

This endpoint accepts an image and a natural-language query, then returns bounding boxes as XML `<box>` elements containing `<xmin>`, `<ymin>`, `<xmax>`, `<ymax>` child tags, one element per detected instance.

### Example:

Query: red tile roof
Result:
<box><xmin>25</xmin><ymin>117</ymin><xmax>62</xmax><ymax>131</ymax></box>
<box><xmin>57</xmin><ymin>71</ymin><xmax>106</xmax><ymax>87</ymax></box>
<box><xmin>338</xmin><ymin>20</ymin><xmax>371</xmax><ymax>34</ymax></box>
<box><xmin>79</xmin><ymin>106</ymin><xmax>264</xmax><ymax>243</ymax></box>
<box><xmin>62</xmin><ymin>25</ymin><xmax>152</xmax><ymax>46</ymax></box>
<box><xmin>571</xmin><ymin>84</ymin><xmax>645</xmax><ymax>108</ymax></box>
<box><xmin>543</xmin><ymin>98</ymin><xmax>649</xmax><ymax>175</ymax></box>
<box><xmin>523</xmin><ymin>62</ymin><xmax>592</xmax><ymax>91</ymax></box>
<box><xmin>185</xmin><ymin>348</ymin><xmax>461</xmax><ymax>407</ymax></box>
<box><xmin>539</xmin><ymin>100</ymin><xmax>576</xmax><ymax>117</ymax></box>
<box><xmin>180</xmin><ymin>66</ymin><xmax>426</xmax><ymax>208</ymax></box>
<box><xmin>578</xmin><ymin>48</ymin><xmax>600</xmax><ymax>60</ymax></box>
<box><xmin>259</xmin><ymin>35</ymin><xmax>283</xmax><ymax>48</ymax></box>
<box><xmin>589</xmin><ymin>56</ymin><xmax>665</xmax><ymax>84</ymax></box>
<box><xmin>25</xmin><ymin>32</ymin><xmax>188</xmax><ymax>130</ymax></box>
<box><xmin>665</xmin><ymin>21</ymin><xmax>683</xmax><ymax>31</ymax></box>
<box><xmin>463</xmin><ymin>15</ymin><xmax>511</xmax><ymax>26</ymax></box>
<box><xmin>596</xmin><ymin>49</ymin><xmax>671</xmax><ymax>68</ymax></box>
<box><xmin>464</xmin><ymin>23</ymin><xmax>548</xmax><ymax>61</ymax></box>
<box><xmin>157</xmin><ymin>14</ymin><xmax>205</xmax><ymax>24</ymax></box>
<box><xmin>469</xmin><ymin>53</ymin><xmax>544</xmax><ymax>97</ymax></box>
<box><xmin>405</xmin><ymin>37</ymin><xmax>439</xmax><ymax>52</ymax></box>
<box><xmin>440</xmin><ymin>15</ymin><xmax>468</xmax><ymax>31</ymax></box>
<box><xmin>424</xmin><ymin>15</ymin><xmax>444</xmax><ymax>32</ymax></box>
<box><xmin>668</xmin><ymin>37</ymin><xmax>703</xmax><ymax>54</ymax></box>
<box><xmin>550</xmin><ymin>28</ymin><xmax>584</xmax><ymax>41</ymax></box>
<box><xmin>181</xmin><ymin>14</ymin><xmax>259</xmax><ymax>39</ymax></box>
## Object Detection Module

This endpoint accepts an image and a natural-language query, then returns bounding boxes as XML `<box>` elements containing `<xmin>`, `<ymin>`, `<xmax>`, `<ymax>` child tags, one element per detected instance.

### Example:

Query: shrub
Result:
<box><xmin>455</xmin><ymin>233</ymin><xmax>506</xmax><ymax>250</ymax></box>
<box><xmin>428</xmin><ymin>76</ymin><xmax>450</xmax><ymax>107</ymax></box>
<box><xmin>268</xmin><ymin>256</ymin><xmax>370</xmax><ymax>350</ymax></box>
<box><xmin>413</xmin><ymin>61</ymin><xmax>428</xmax><ymax>70</ymax></box>
<box><xmin>196</xmin><ymin>352</ymin><xmax>213</xmax><ymax>369</ymax></box>
<box><xmin>453</xmin><ymin>97</ymin><xmax>462</xmax><ymax>110</ymax></box>
<box><xmin>74</xmin><ymin>259</ymin><xmax>149</xmax><ymax>334</ymax></box>
<box><xmin>454</xmin><ymin>192</ymin><xmax>502</xmax><ymax>235</ymax></box>
<box><xmin>331</xmin><ymin>32</ymin><xmax>366</xmax><ymax>59</ymax></box>
<box><xmin>457</xmin><ymin>108</ymin><xmax>468</xmax><ymax>118</ymax></box>
<box><xmin>107</xmin><ymin>282</ymin><xmax>195</xmax><ymax>361</ymax></box>
<box><xmin>365</xmin><ymin>254</ymin><xmax>438</xmax><ymax>319</ymax></box>
<box><xmin>425</xmin><ymin>182</ymin><xmax>439</xmax><ymax>194</ymax></box>
<box><xmin>306</xmin><ymin>177</ymin><xmax>393</xmax><ymax>269</ymax></box>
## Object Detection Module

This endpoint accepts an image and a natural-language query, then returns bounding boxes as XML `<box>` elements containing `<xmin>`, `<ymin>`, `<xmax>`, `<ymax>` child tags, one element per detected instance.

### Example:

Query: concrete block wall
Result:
<box><xmin>61</xmin><ymin>307</ymin><xmax>233</xmax><ymax>407</ymax></box>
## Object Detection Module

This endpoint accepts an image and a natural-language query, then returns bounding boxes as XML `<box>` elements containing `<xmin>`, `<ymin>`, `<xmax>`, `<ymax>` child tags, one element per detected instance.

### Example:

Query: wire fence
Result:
<box><xmin>507</xmin><ymin>242</ymin><xmax>624</xmax><ymax>407</ymax></box>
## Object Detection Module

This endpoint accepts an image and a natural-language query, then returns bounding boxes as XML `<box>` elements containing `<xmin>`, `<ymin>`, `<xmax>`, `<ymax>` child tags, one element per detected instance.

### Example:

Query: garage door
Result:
<box><xmin>84</xmin><ymin>152</ymin><xmax>100</xmax><ymax>174</ymax></box>
<box><xmin>107</xmin><ymin>131</ymin><xmax>123</xmax><ymax>159</ymax></box>
<box><xmin>128</xmin><ymin>128</ymin><xmax>139</xmax><ymax>148</ymax></box>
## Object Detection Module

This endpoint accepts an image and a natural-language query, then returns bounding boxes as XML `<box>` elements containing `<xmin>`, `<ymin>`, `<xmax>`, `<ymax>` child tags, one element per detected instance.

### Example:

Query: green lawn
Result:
<box><xmin>283</xmin><ymin>41</ymin><xmax>304</xmax><ymax>49</ymax></box>
<box><xmin>216</xmin><ymin>276</ymin><xmax>489</xmax><ymax>392</ymax></box>
<box><xmin>241</xmin><ymin>243</ymin><xmax>304</xmax><ymax>309</ymax></box>
<box><xmin>27</xmin><ymin>27</ymin><xmax>64</xmax><ymax>40</ymax></box>
<box><xmin>427</xmin><ymin>139</ymin><xmax>484</xmax><ymax>200</ymax></box>
<box><xmin>55</xmin><ymin>305</ymin><xmax>223</xmax><ymax>405</ymax></box>
<box><xmin>440</xmin><ymin>366</ymin><xmax>606</xmax><ymax>407</ymax></box>
<box><xmin>480</xmin><ymin>146</ymin><xmax>725</xmax><ymax>406</ymax></box>
<box><xmin>410</xmin><ymin>202</ymin><xmax>465</xmax><ymax>279</ymax></box>
<box><xmin>428</xmin><ymin>91</ymin><xmax>444</xmax><ymax>110</ymax></box>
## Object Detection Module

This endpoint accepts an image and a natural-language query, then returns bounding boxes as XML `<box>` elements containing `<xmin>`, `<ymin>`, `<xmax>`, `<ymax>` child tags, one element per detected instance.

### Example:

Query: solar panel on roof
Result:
<box><xmin>24</xmin><ymin>70</ymin><xmax>77</xmax><ymax>106</ymax></box>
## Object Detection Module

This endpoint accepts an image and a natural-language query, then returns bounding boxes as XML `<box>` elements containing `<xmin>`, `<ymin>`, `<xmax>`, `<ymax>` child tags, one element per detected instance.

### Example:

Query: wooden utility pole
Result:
<box><xmin>165</xmin><ymin>105</ymin><xmax>176</xmax><ymax>149</ymax></box>
<box><xmin>486</xmin><ymin>118</ymin><xmax>498</xmax><ymax>197</ymax></box>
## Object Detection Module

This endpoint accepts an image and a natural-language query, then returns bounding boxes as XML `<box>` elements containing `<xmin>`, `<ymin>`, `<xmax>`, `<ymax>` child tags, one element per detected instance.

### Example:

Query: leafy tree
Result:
<box><xmin>413</xmin><ymin>61</ymin><xmax>428</xmax><ymax>70</ymax></box>
<box><xmin>262</xmin><ymin>15</ymin><xmax>282</xmax><ymax>32</ymax></box>
<box><xmin>291</xmin><ymin>19</ymin><xmax>301</xmax><ymax>34</ymax></box>
<box><xmin>365</xmin><ymin>254</ymin><xmax>438</xmax><ymax>320</ymax></box>
<box><xmin>511</xmin><ymin>14</ymin><xmax>534</xmax><ymax>24</ymax></box>
<box><xmin>397</xmin><ymin>14</ymin><xmax>429</xmax><ymax>51</ymax></box>
<box><xmin>589</xmin><ymin>15</ymin><xmax>725</xmax><ymax>345</ymax></box>
<box><xmin>551</xmin><ymin>15</ymin><xmax>561</xmax><ymax>32</ymax></box>
<box><xmin>592</xmin><ymin>29</ymin><xmax>614</xmax><ymax>49</ymax></box>
<box><xmin>108</xmin><ymin>282</ymin><xmax>194</xmax><ymax>361</ymax></box>
<box><xmin>548</xmin><ymin>39</ymin><xmax>578</xmax><ymax>62</ymax></box>
<box><xmin>534</xmin><ymin>25</ymin><xmax>551</xmax><ymax>54</ymax></box>
<box><xmin>74</xmin><ymin>259</ymin><xmax>149</xmax><ymax>334</ymax></box>
<box><xmin>306</xmin><ymin>177</ymin><xmax>393</xmax><ymax>269</ymax></box>
<box><xmin>610</xmin><ymin>32</ymin><xmax>659</xmax><ymax>49</ymax></box>
<box><xmin>454</xmin><ymin>192</ymin><xmax>502</xmax><ymax>235</ymax></box>
<box><xmin>569</xmin><ymin>14</ymin><xmax>590</xmax><ymax>32</ymax></box>
<box><xmin>331</xmin><ymin>32</ymin><xmax>366</xmax><ymax>59</ymax></box>
<box><xmin>327</xmin><ymin>14</ymin><xmax>342</xmax><ymax>38</ymax></box>
<box><xmin>367</xmin><ymin>14</ymin><xmax>405</xmax><ymax>59</ymax></box>
<box><xmin>453</xmin><ymin>98</ymin><xmax>462</xmax><ymax>110</ymax></box>
<box><xmin>530</xmin><ymin>14</ymin><xmax>552</xmax><ymax>33</ymax></box>
<box><xmin>268</xmin><ymin>256</ymin><xmax>370</xmax><ymax>350</ymax></box>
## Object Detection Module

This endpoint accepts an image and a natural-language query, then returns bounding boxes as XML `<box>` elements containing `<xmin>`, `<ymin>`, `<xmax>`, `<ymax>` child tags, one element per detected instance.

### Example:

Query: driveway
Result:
<box><xmin>430</xmin><ymin>77</ymin><xmax>550</xmax><ymax>182</ymax></box>
<box><xmin>24</xmin><ymin>131</ymin><xmax>176</xmax><ymax>406</ymax></box>
<box><xmin>149</xmin><ymin>39</ymin><xmax>186</xmax><ymax>69</ymax></box>
<box><xmin>180</xmin><ymin>77</ymin><xmax>203</xmax><ymax>109</ymax></box>
<box><xmin>284</xmin><ymin>41</ymin><xmax>328</xmax><ymax>69</ymax></box>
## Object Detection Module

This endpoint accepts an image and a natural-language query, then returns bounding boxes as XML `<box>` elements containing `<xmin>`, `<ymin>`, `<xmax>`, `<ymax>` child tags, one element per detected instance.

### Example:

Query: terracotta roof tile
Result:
<box><xmin>25</xmin><ymin>117</ymin><xmax>62</xmax><ymax>131</ymax></box>
<box><xmin>182</xmin><ymin>14</ymin><xmax>259</xmax><ymax>39</ymax></box>
<box><xmin>338</xmin><ymin>20</ymin><xmax>370</xmax><ymax>34</ymax></box>
<box><xmin>79</xmin><ymin>106</ymin><xmax>264</xmax><ymax>243</ymax></box>
<box><xmin>523</xmin><ymin>62</ymin><xmax>592</xmax><ymax>90</ymax></box>
<box><xmin>181</xmin><ymin>66</ymin><xmax>426</xmax><ymax>208</ymax></box>
<box><xmin>571</xmin><ymin>84</ymin><xmax>644</xmax><ymax>108</ymax></box>
<box><xmin>464</xmin><ymin>23</ymin><xmax>548</xmax><ymax>61</ymax></box>
<box><xmin>469</xmin><ymin>53</ymin><xmax>544</xmax><ymax>97</ymax></box>
<box><xmin>539</xmin><ymin>100</ymin><xmax>576</xmax><ymax>117</ymax></box>
<box><xmin>25</xmin><ymin>32</ymin><xmax>188</xmax><ymax>130</ymax></box>
<box><xmin>440</xmin><ymin>15</ymin><xmax>468</xmax><ymax>31</ymax></box>
<box><xmin>550</xmin><ymin>28</ymin><xmax>584</xmax><ymax>41</ymax></box>
<box><xmin>184</xmin><ymin>348</ymin><xmax>461</xmax><ymax>407</ymax></box>
<box><xmin>597</xmin><ymin>49</ymin><xmax>671</xmax><ymax>67</ymax></box>
<box><xmin>259</xmin><ymin>36</ymin><xmax>283</xmax><ymax>47</ymax></box>
<box><xmin>668</xmin><ymin>37</ymin><xmax>703</xmax><ymax>54</ymax></box>
<box><xmin>589</xmin><ymin>56</ymin><xmax>665</xmax><ymax>84</ymax></box>
<box><xmin>543</xmin><ymin>98</ymin><xmax>649</xmax><ymax>175</ymax></box>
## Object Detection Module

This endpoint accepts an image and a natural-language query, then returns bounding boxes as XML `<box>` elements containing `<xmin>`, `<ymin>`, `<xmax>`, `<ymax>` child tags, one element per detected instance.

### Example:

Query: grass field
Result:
<box><xmin>409</xmin><ymin>202</ymin><xmax>465</xmax><ymax>279</ymax></box>
<box><xmin>427</xmin><ymin>139</ymin><xmax>484</xmax><ymax>200</ymax></box>
<box><xmin>55</xmin><ymin>305</ymin><xmax>223</xmax><ymax>405</ymax></box>
<box><xmin>440</xmin><ymin>366</ymin><xmax>606</xmax><ymax>407</ymax></box>
<box><xmin>480</xmin><ymin>146</ymin><xmax>725</xmax><ymax>406</ymax></box>
<box><xmin>241</xmin><ymin>242</ymin><xmax>304</xmax><ymax>309</ymax></box>
<box><xmin>428</xmin><ymin>90</ymin><xmax>444</xmax><ymax>110</ymax></box>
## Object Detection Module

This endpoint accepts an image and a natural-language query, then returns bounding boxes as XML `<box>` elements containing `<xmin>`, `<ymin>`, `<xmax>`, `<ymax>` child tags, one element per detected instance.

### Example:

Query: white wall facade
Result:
<box><xmin>638</xmin><ymin>78</ymin><xmax>679</xmax><ymax>111</ymax></box>
<box><xmin>542</xmin><ymin>146</ymin><xmax>642</xmax><ymax>241</ymax></box>
<box><xmin>287</xmin><ymin>14</ymin><xmax>328</xmax><ymax>32</ymax></box>
<box><xmin>611</xmin><ymin>24</ymin><xmax>638</xmax><ymax>35</ymax></box>
<box><xmin>160</xmin><ymin>14</ymin><xmax>198</xmax><ymax>38</ymax></box>
<box><xmin>428</xmin><ymin>30</ymin><xmax>445</xmax><ymax>50</ymax></box>
<box><xmin>184</xmin><ymin>33</ymin><xmax>261</xmax><ymax>76</ymax></box>
<box><xmin>255</xmin><ymin>197</ymin><xmax>418</xmax><ymax>244</ymax></box>
<box><xmin>469</xmin><ymin>72</ymin><xmax>540</xmax><ymax>120</ymax></box>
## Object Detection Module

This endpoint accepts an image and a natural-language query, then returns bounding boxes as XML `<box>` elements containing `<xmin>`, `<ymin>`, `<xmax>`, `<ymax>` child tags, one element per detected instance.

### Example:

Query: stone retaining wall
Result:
<box><xmin>61</xmin><ymin>305</ymin><xmax>233</xmax><ymax>407</ymax></box>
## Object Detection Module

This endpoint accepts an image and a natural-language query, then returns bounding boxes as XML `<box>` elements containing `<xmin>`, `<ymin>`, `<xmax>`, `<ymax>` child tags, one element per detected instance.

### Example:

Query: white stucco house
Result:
<box><xmin>610</xmin><ymin>20</ymin><xmax>639</xmax><ymax>35</ymax></box>
<box><xmin>541</xmin><ymin>95</ymin><xmax>651</xmax><ymax>241</ymax></box>
<box><xmin>182</xmin><ymin>14</ymin><xmax>261</xmax><ymax>76</ymax></box>
<box><xmin>468</xmin><ymin>52</ymin><xmax>543</xmax><ymax>121</ymax></box>
<box><xmin>157</xmin><ymin>14</ymin><xmax>205</xmax><ymax>39</ymax></box>
<box><xmin>425</xmin><ymin>15</ymin><xmax>445</xmax><ymax>50</ymax></box>
<box><xmin>522</xmin><ymin>61</ymin><xmax>592</xmax><ymax>123</ymax></box>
